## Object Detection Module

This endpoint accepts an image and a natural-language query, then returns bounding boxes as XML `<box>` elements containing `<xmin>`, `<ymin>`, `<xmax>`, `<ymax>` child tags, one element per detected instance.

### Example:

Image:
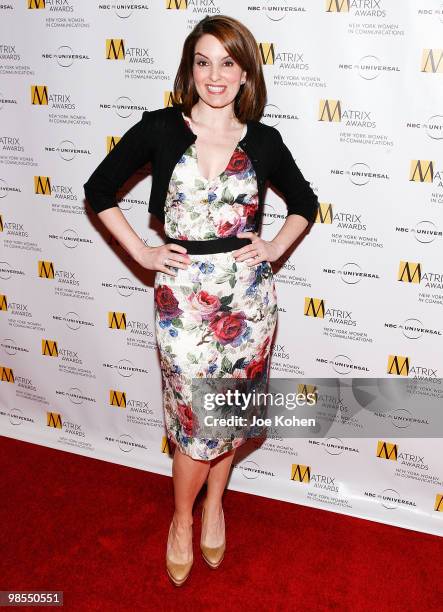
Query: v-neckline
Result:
<box><xmin>181</xmin><ymin>112</ymin><xmax>248</xmax><ymax>184</ymax></box>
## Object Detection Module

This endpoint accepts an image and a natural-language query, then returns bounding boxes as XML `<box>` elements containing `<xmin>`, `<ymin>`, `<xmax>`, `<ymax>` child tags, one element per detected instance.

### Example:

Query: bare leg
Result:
<box><xmin>202</xmin><ymin>448</ymin><xmax>236</xmax><ymax>546</ymax></box>
<box><xmin>168</xmin><ymin>447</ymin><xmax>210</xmax><ymax>562</ymax></box>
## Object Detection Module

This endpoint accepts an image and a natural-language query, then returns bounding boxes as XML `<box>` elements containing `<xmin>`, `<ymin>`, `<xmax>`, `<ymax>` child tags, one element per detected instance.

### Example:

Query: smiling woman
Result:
<box><xmin>83</xmin><ymin>13</ymin><xmax>318</xmax><ymax>588</ymax></box>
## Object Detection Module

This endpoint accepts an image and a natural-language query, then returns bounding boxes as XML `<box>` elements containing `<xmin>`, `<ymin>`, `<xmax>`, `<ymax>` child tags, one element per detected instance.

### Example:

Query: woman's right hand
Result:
<box><xmin>134</xmin><ymin>244</ymin><xmax>192</xmax><ymax>277</ymax></box>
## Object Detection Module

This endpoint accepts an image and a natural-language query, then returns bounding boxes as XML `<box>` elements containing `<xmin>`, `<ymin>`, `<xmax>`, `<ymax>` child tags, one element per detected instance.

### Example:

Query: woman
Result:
<box><xmin>84</xmin><ymin>15</ymin><xmax>318</xmax><ymax>586</ymax></box>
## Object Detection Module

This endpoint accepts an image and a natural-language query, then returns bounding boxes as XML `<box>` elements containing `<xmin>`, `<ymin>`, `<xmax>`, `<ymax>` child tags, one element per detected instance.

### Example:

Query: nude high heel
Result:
<box><xmin>200</xmin><ymin>505</ymin><xmax>226</xmax><ymax>569</ymax></box>
<box><xmin>166</xmin><ymin>520</ymin><xmax>193</xmax><ymax>586</ymax></box>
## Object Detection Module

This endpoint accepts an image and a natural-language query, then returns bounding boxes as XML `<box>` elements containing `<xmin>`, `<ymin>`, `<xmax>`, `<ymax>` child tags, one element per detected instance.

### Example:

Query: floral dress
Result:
<box><xmin>153</xmin><ymin>114</ymin><xmax>278</xmax><ymax>460</ymax></box>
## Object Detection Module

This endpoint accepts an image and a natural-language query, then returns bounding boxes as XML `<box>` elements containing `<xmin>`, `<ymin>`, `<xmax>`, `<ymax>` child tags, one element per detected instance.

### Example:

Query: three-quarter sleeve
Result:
<box><xmin>268</xmin><ymin>131</ymin><xmax>319</xmax><ymax>223</ymax></box>
<box><xmin>83</xmin><ymin>110</ymin><xmax>156</xmax><ymax>214</ymax></box>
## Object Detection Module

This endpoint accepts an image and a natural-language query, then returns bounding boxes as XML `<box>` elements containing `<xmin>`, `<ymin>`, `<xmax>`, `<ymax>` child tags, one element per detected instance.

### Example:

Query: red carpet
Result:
<box><xmin>1</xmin><ymin>435</ymin><xmax>441</xmax><ymax>611</ymax></box>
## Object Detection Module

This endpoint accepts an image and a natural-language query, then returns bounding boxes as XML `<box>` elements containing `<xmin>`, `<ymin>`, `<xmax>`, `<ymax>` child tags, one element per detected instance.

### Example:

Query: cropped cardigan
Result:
<box><xmin>83</xmin><ymin>104</ymin><xmax>319</xmax><ymax>227</ymax></box>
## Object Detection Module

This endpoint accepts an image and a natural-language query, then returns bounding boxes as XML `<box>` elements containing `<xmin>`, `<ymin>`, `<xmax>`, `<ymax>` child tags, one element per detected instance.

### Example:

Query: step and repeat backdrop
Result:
<box><xmin>0</xmin><ymin>1</ymin><xmax>442</xmax><ymax>536</ymax></box>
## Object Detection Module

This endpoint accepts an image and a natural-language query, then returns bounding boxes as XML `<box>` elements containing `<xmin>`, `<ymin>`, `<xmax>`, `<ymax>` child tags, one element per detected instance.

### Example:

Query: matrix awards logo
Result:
<box><xmin>41</xmin><ymin>339</ymin><xmax>58</xmax><ymax>357</ymax></box>
<box><xmin>165</xmin><ymin>0</ymin><xmax>188</xmax><ymax>9</ymax></box>
<box><xmin>376</xmin><ymin>440</ymin><xmax>397</xmax><ymax>460</ymax></box>
<box><xmin>386</xmin><ymin>355</ymin><xmax>437</xmax><ymax>378</ymax></box>
<box><xmin>319</xmin><ymin>99</ymin><xmax>341</xmax><ymax>121</ymax></box>
<box><xmin>47</xmin><ymin>410</ymin><xmax>85</xmax><ymax>438</ymax></box>
<box><xmin>34</xmin><ymin>175</ymin><xmax>51</xmax><ymax>194</ymax></box>
<box><xmin>0</xmin><ymin>294</ymin><xmax>7</xmax><ymax>310</ymax></box>
<box><xmin>326</xmin><ymin>0</ymin><xmax>386</xmax><ymax>17</ymax></box>
<box><xmin>107</xmin><ymin>311</ymin><xmax>154</xmax><ymax>348</ymax></box>
<box><xmin>105</xmin><ymin>38</ymin><xmax>158</xmax><ymax>80</ymax></box>
<box><xmin>1</xmin><ymin>365</ymin><xmax>14</xmax><ymax>383</ymax></box>
<box><xmin>110</xmin><ymin>389</ymin><xmax>126</xmax><ymax>407</ymax></box>
<box><xmin>106</xmin><ymin>39</ymin><xmax>125</xmax><ymax>60</ymax></box>
<box><xmin>387</xmin><ymin>355</ymin><xmax>409</xmax><ymax>377</ymax></box>
<box><xmin>108</xmin><ymin>311</ymin><xmax>126</xmax><ymax>330</ymax></box>
<box><xmin>319</xmin><ymin>99</ymin><xmax>376</xmax><ymax>128</ymax></box>
<box><xmin>47</xmin><ymin>411</ymin><xmax>62</xmax><ymax>429</ymax></box>
<box><xmin>106</xmin><ymin>136</ymin><xmax>121</xmax><ymax>153</ymax></box>
<box><xmin>38</xmin><ymin>260</ymin><xmax>80</xmax><ymax>286</ymax></box>
<box><xmin>435</xmin><ymin>494</ymin><xmax>443</xmax><ymax>512</ymax></box>
<box><xmin>421</xmin><ymin>49</ymin><xmax>443</xmax><ymax>73</ymax></box>
<box><xmin>109</xmin><ymin>389</ymin><xmax>154</xmax><ymax>425</ymax></box>
<box><xmin>304</xmin><ymin>297</ymin><xmax>325</xmax><ymax>318</ymax></box>
<box><xmin>291</xmin><ymin>463</ymin><xmax>311</xmax><ymax>483</ymax></box>
<box><xmin>315</xmin><ymin>202</ymin><xmax>334</xmax><ymax>225</ymax></box>
<box><xmin>304</xmin><ymin>297</ymin><xmax>363</xmax><ymax>333</ymax></box>
<box><xmin>397</xmin><ymin>261</ymin><xmax>421</xmax><ymax>284</ymax></box>
<box><xmin>162</xmin><ymin>436</ymin><xmax>172</xmax><ymax>455</ymax></box>
<box><xmin>164</xmin><ymin>91</ymin><xmax>175</xmax><ymax>107</ymax></box>
<box><xmin>34</xmin><ymin>175</ymin><xmax>77</xmax><ymax>201</ymax></box>
<box><xmin>325</xmin><ymin>0</ymin><xmax>349</xmax><ymax>11</ymax></box>
<box><xmin>31</xmin><ymin>85</ymin><xmax>48</xmax><ymax>105</ymax></box>
<box><xmin>409</xmin><ymin>160</ymin><xmax>434</xmax><ymax>183</ymax></box>
<box><xmin>258</xmin><ymin>43</ymin><xmax>275</xmax><ymax>65</ymax></box>
<box><xmin>258</xmin><ymin>42</ymin><xmax>325</xmax><ymax>88</ymax></box>
<box><xmin>31</xmin><ymin>85</ymin><xmax>75</xmax><ymax>109</ymax></box>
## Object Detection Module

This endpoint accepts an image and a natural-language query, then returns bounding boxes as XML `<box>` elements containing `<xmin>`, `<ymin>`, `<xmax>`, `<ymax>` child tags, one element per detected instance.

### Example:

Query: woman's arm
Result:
<box><xmin>235</xmin><ymin>131</ymin><xmax>318</xmax><ymax>264</ymax></box>
<box><xmin>267</xmin><ymin>131</ymin><xmax>319</xmax><ymax>255</ymax></box>
<box><xmin>83</xmin><ymin>110</ymin><xmax>155</xmax><ymax>214</ymax></box>
<box><xmin>84</xmin><ymin>110</ymin><xmax>190</xmax><ymax>275</ymax></box>
<box><xmin>94</xmin><ymin>207</ymin><xmax>148</xmax><ymax>265</ymax></box>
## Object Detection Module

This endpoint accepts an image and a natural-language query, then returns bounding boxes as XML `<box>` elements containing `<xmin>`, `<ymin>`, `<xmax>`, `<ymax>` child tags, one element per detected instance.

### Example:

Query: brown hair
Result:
<box><xmin>172</xmin><ymin>15</ymin><xmax>267</xmax><ymax>123</ymax></box>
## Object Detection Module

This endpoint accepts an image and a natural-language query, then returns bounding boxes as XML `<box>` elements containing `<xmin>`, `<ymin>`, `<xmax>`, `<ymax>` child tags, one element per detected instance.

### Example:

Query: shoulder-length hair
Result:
<box><xmin>172</xmin><ymin>15</ymin><xmax>267</xmax><ymax>123</ymax></box>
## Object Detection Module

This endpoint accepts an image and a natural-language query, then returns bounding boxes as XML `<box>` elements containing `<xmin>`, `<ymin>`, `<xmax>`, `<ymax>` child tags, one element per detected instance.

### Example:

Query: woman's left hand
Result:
<box><xmin>233</xmin><ymin>231</ymin><xmax>285</xmax><ymax>266</ymax></box>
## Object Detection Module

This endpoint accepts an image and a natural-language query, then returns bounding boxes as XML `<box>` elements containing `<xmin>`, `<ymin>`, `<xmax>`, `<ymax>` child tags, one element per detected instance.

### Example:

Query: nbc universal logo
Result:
<box><xmin>99</xmin><ymin>95</ymin><xmax>149</xmax><ymax>119</ymax></box>
<box><xmin>338</xmin><ymin>54</ymin><xmax>400</xmax><ymax>81</ymax></box>
<box><xmin>319</xmin><ymin>99</ymin><xmax>394</xmax><ymax>148</ymax></box>
<box><xmin>397</xmin><ymin>260</ymin><xmax>443</xmax><ymax>306</ymax></box>
<box><xmin>376</xmin><ymin>442</ymin><xmax>443</xmax><ymax>507</ymax></box>
<box><xmin>41</xmin><ymin>44</ymin><xmax>89</xmax><ymax>67</ymax></box>
<box><xmin>27</xmin><ymin>0</ymin><xmax>91</xmax><ymax>30</ymax></box>
<box><xmin>109</xmin><ymin>389</ymin><xmax>155</xmax><ymax>427</ymax></box>
<box><xmin>107</xmin><ymin>311</ymin><xmax>155</xmax><ymax>350</ymax></box>
<box><xmin>325</xmin><ymin>1</ymin><xmax>404</xmax><ymax>38</ymax></box>
<box><xmin>315</xmin><ymin>203</ymin><xmax>385</xmax><ymax>250</ymax></box>
<box><xmin>409</xmin><ymin>159</ymin><xmax>443</xmax><ymax>206</ymax></box>
<box><xmin>395</xmin><ymin>220</ymin><xmax>442</xmax><ymax>245</ymax></box>
<box><xmin>105</xmin><ymin>38</ymin><xmax>166</xmax><ymax>82</ymax></box>
<box><xmin>98</xmin><ymin>2</ymin><xmax>150</xmax><ymax>18</ymax></box>
<box><xmin>417</xmin><ymin>6</ymin><xmax>443</xmax><ymax>23</ymax></box>
<box><xmin>305</xmin><ymin>296</ymin><xmax>374</xmax><ymax>344</ymax></box>
<box><xmin>0</xmin><ymin>401</ymin><xmax>36</xmax><ymax>427</ymax></box>
<box><xmin>257</xmin><ymin>42</ymin><xmax>326</xmax><ymax>89</ymax></box>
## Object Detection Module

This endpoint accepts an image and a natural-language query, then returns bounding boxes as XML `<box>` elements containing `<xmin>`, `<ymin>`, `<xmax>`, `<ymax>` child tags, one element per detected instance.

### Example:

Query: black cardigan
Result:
<box><xmin>83</xmin><ymin>104</ymin><xmax>319</xmax><ymax>227</ymax></box>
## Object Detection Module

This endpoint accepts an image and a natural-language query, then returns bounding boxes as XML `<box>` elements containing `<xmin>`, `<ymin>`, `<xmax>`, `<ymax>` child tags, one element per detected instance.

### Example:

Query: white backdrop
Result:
<box><xmin>0</xmin><ymin>1</ymin><xmax>442</xmax><ymax>537</ymax></box>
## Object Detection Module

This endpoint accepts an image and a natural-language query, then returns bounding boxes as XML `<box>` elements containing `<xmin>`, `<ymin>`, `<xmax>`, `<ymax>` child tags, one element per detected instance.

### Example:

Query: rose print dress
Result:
<box><xmin>153</xmin><ymin>114</ymin><xmax>278</xmax><ymax>460</ymax></box>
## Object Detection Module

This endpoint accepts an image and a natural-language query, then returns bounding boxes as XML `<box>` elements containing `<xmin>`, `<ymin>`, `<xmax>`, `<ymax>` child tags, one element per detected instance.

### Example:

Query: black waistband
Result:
<box><xmin>165</xmin><ymin>236</ymin><xmax>252</xmax><ymax>254</ymax></box>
